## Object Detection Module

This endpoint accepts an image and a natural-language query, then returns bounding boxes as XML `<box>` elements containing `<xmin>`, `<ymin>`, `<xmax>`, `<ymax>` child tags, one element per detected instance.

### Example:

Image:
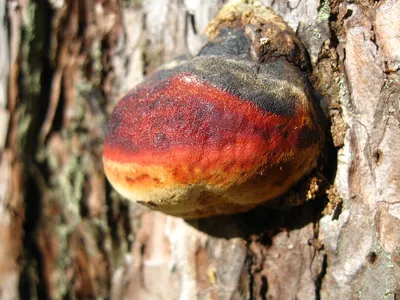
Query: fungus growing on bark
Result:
<box><xmin>103</xmin><ymin>1</ymin><xmax>325</xmax><ymax>218</ymax></box>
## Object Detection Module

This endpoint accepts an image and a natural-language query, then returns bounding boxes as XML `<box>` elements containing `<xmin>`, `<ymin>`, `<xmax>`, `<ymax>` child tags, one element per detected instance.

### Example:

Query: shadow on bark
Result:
<box><xmin>186</xmin><ymin>195</ymin><xmax>326</xmax><ymax>239</ymax></box>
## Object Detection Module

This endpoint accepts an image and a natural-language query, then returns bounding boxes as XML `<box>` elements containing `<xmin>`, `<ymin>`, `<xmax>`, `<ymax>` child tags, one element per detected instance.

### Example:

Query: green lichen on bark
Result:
<box><xmin>18</xmin><ymin>1</ymin><xmax>45</xmax><ymax>155</ymax></box>
<box><xmin>316</xmin><ymin>0</ymin><xmax>331</xmax><ymax>22</ymax></box>
<box><xmin>17</xmin><ymin>1</ymin><xmax>54</xmax><ymax>298</ymax></box>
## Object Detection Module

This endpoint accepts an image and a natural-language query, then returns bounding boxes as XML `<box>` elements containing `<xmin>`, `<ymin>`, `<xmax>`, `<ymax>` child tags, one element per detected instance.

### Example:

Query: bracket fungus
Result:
<box><xmin>103</xmin><ymin>1</ymin><xmax>325</xmax><ymax>218</ymax></box>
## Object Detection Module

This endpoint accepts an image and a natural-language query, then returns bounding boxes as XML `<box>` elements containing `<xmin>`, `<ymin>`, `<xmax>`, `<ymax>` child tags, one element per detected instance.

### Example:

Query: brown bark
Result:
<box><xmin>0</xmin><ymin>0</ymin><xmax>399</xmax><ymax>299</ymax></box>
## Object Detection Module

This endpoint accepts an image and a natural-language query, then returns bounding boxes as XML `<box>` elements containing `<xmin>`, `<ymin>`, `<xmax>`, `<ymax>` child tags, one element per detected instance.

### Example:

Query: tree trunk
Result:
<box><xmin>0</xmin><ymin>0</ymin><xmax>399</xmax><ymax>299</ymax></box>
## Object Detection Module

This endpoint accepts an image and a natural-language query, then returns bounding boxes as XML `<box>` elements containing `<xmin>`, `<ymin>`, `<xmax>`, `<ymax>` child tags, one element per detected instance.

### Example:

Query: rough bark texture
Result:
<box><xmin>0</xmin><ymin>0</ymin><xmax>399</xmax><ymax>299</ymax></box>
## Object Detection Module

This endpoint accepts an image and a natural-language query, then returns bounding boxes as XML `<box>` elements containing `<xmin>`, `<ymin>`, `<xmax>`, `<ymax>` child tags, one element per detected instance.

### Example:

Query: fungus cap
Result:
<box><xmin>103</xmin><ymin>1</ymin><xmax>324</xmax><ymax>218</ymax></box>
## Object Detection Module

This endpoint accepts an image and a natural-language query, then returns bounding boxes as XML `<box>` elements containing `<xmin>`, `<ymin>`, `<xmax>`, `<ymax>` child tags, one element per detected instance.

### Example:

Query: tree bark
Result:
<box><xmin>0</xmin><ymin>0</ymin><xmax>399</xmax><ymax>299</ymax></box>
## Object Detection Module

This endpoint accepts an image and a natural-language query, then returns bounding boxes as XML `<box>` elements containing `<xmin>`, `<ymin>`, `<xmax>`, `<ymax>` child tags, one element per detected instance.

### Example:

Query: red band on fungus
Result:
<box><xmin>104</xmin><ymin>74</ymin><xmax>311</xmax><ymax>186</ymax></box>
